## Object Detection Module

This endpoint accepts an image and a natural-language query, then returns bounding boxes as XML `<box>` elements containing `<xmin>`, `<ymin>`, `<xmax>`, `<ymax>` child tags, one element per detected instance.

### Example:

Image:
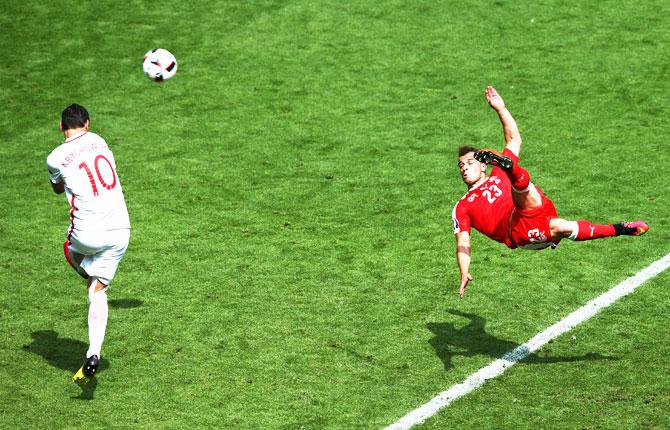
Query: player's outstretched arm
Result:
<box><xmin>485</xmin><ymin>85</ymin><xmax>522</xmax><ymax>157</ymax></box>
<box><xmin>455</xmin><ymin>231</ymin><xmax>473</xmax><ymax>298</ymax></box>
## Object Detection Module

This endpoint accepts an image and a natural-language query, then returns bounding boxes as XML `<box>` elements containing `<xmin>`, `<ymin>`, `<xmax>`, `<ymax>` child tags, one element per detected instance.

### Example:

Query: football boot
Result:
<box><xmin>72</xmin><ymin>355</ymin><xmax>99</xmax><ymax>384</ymax></box>
<box><xmin>474</xmin><ymin>149</ymin><xmax>513</xmax><ymax>170</ymax></box>
<box><xmin>614</xmin><ymin>221</ymin><xmax>649</xmax><ymax>236</ymax></box>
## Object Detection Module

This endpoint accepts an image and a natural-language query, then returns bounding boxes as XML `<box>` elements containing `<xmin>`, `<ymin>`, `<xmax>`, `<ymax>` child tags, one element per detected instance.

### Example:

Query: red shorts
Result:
<box><xmin>509</xmin><ymin>188</ymin><xmax>560</xmax><ymax>250</ymax></box>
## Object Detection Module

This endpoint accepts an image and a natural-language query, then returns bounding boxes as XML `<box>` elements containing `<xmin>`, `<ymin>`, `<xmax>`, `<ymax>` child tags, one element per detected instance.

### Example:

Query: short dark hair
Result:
<box><xmin>61</xmin><ymin>104</ymin><xmax>89</xmax><ymax>131</ymax></box>
<box><xmin>458</xmin><ymin>145</ymin><xmax>479</xmax><ymax>157</ymax></box>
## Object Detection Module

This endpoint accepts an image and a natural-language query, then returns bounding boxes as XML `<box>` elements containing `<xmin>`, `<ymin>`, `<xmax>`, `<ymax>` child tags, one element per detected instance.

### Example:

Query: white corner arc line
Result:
<box><xmin>385</xmin><ymin>252</ymin><xmax>670</xmax><ymax>430</ymax></box>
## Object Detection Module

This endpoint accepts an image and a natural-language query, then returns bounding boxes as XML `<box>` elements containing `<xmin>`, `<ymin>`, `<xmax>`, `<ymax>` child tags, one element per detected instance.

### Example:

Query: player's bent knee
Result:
<box><xmin>512</xmin><ymin>183</ymin><xmax>543</xmax><ymax>210</ymax></box>
<box><xmin>550</xmin><ymin>218</ymin><xmax>578</xmax><ymax>239</ymax></box>
<box><xmin>87</xmin><ymin>277</ymin><xmax>109</xmax><ymax>295</ymax></box>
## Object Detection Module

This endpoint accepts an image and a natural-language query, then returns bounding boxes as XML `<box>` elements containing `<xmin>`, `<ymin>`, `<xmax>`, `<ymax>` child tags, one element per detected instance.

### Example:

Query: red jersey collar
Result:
<box><xmin>468</xmin><ymin>175</ymin><xmax>489</xmax><ymax>192</ymax></box>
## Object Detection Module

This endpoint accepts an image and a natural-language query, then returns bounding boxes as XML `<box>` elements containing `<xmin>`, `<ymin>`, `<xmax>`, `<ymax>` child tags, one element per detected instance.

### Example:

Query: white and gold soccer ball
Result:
<box><xmin>142</xmin><ymin>48</ymin><xmax>178</xmax><ymax>82</ymax></box>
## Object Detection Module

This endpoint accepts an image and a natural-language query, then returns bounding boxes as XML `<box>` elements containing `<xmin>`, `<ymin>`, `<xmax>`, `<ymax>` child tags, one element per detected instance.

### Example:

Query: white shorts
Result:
<box><xmin>65</xmin><ymin>228</ymin><xmax>130</xmax><ymax>285</ymax></box>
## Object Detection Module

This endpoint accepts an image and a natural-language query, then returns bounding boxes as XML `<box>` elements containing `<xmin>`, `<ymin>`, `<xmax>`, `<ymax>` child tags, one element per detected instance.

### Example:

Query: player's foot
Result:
<box><xmin>474</xmin><ymin>149</ymin><xmax>513</xmax><ymax>170</ymax></box>
<box><xmin>72</xmin><ymin>355</ymin><xmax>99</xmax><ymax>384</ymax></box>
<box><xmin>614</xmin><ymin>221</ymin><xmax>649</xmax><ymax>236</ymax></box>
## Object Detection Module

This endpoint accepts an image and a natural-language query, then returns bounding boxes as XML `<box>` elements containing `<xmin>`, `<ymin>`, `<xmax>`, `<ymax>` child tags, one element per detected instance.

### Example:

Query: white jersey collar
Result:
<box><xmin>64</xmin><ymin>130</ymin><xmax>88</xmax><ymax>143</ymax></box>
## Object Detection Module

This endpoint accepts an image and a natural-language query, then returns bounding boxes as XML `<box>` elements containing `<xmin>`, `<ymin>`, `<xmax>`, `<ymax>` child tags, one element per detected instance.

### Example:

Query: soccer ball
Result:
<box><xmin>142</xmin><ymin>49</ymin><xmax>178</xmax><ymax>82</ymax></box>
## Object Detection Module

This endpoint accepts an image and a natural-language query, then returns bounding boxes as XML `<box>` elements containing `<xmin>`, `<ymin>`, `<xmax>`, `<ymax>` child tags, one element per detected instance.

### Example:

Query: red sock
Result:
<box><xmin>574</xmin><ymin>220</ymin><xmax>616</xmax><ymax>240</ymax></box>
<box><xmin>508</xmin><ymin>162</ymin><xmax>530</xmax><ymax>191</ymax></box>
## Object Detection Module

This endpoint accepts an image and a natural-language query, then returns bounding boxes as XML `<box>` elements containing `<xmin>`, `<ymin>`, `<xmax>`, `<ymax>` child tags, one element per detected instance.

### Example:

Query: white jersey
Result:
<box><xmin>47</xmin><ymin>131</ymin><xmax>130</xmax><ymax>233</ymax></box>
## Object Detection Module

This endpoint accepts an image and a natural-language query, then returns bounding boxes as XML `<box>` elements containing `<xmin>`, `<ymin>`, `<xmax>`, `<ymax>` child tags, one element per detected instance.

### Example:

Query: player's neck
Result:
<box><xmin>63</xmin><ymin>127</ymin><xmax>88</xmax><ymax>140</ymax></box>
<box><xmin>469</xmin><ymin>175</ymin><xmax>488</xmax><ymax>191</ymax></box>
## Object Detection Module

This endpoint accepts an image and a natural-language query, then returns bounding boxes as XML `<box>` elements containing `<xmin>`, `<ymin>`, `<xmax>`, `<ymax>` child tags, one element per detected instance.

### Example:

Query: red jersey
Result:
<box><xmin>452</xmin><ymin>165</ymin><xmax>515</xmax><ymax>248</ymax></box>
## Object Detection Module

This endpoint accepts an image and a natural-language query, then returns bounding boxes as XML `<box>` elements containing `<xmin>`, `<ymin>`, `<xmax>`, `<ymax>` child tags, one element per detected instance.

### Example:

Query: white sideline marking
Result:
<box><xmin>386</xmin><ymin>252</ymin><xmax>670</xmax><ymax>430</ymax></box>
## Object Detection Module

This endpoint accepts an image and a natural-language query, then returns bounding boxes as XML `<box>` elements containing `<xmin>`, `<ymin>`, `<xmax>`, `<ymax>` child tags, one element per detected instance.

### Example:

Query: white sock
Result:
<box><xmin>566</xmin><ymin>221</ymin><xmax>579</xmax><ymax>240</ymax></box>
<box><xmin>86</xmin><ymin>287</ymin><xmax>108</xmax><ymax>358</ymax></box>
<box><xmin>511</xmin><ymin>182</ymin><xmax>534</xmax><ymax>194</ymax></box>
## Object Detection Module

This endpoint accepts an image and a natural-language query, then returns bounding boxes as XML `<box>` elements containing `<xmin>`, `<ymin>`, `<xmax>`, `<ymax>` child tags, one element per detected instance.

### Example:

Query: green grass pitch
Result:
<box><xmin>1</xmin><ymin>1</ymin><xmax>668</xmax><ymax>428</ymax></box>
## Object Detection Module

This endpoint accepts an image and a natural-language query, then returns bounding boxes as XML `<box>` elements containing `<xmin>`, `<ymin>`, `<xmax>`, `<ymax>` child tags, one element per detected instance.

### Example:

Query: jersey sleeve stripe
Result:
<box><xmin>67</xmin><ymin>194</ymin><xmax>77</xmax><ymax>240</ymax></box>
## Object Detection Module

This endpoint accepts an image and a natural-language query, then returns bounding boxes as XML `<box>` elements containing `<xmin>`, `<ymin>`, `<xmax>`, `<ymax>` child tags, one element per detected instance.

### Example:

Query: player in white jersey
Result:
<box><xmin>46</xmin><ymin>104</ymin><xmax>131</xmax><ymax>384</ymax></box>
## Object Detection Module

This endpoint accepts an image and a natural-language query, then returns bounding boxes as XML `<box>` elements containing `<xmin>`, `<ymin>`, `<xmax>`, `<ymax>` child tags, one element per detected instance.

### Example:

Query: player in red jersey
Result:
<box><xmin>453</xmin><ymin>86</ymin><xmax>648</xmax><ymax>298</ymax></box>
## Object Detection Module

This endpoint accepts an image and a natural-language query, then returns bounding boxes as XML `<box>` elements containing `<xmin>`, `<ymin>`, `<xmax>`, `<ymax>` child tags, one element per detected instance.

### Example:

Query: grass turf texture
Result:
<box><xmin>0</xmin><ymin>0</ymin><xmax>668</xmax><ymax>428</ymax></box>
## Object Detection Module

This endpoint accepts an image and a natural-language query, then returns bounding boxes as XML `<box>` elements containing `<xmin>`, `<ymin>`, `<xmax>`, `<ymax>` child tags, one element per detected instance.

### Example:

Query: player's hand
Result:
<box><xmin>459</xmin><ymin>273</ymin><xmax>473</xmax><ymax>298</ymax></box>
<box><xmin>485</xmin><ymin>85</ymin><xmax>506</xmax><ymax>111</ymax></box>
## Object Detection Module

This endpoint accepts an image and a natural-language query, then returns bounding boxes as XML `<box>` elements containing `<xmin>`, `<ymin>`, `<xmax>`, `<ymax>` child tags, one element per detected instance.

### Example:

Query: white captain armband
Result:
<box><xmin>452</xmin><ymin>217</ymin><xmax>461</xmax><ymax>234</ymax></box>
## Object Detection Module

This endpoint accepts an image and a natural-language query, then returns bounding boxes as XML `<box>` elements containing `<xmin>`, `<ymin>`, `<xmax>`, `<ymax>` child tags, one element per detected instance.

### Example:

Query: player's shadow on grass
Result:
<box><xmin>23</xmin><ymin>330</ymin><xmax>109</xmax><ymax>400</ymax></box>
<box><xmin>428</xmin><ymin>309</ymin><xmax>616</xmax><ymax>371</ymax></box>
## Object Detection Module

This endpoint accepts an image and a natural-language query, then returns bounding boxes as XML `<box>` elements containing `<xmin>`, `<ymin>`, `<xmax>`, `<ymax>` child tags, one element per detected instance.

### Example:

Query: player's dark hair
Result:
<box><xmin>458</xmin><ymin>146</ymin><xmax>479</xmax><ymax>157</ymax></box>
<box><xmin>61</xmin><ymin>104</ymin><xmax>89</xmax><ymax>131</ymax></box>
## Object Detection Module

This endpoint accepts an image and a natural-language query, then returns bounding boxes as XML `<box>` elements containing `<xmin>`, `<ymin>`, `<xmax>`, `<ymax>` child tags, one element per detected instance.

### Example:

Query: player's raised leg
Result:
<box><xmin>63</xmin><ymin>241</ymin><xmax>89</xmax><ymax>279</ymax></box>
<box><xmin>474</xmin><ymin>148</ymin><xmax>543</xmax><ymax>210</ymax></box>
<box><xmin>481</xmin><ymin>86</ymin><xmax>544</xmax><ymax>211</ymax></box>
<box><xmin>550</xmin><ymin>218</ymin><xmax>649</xmax><ymax>242</ymax></box>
